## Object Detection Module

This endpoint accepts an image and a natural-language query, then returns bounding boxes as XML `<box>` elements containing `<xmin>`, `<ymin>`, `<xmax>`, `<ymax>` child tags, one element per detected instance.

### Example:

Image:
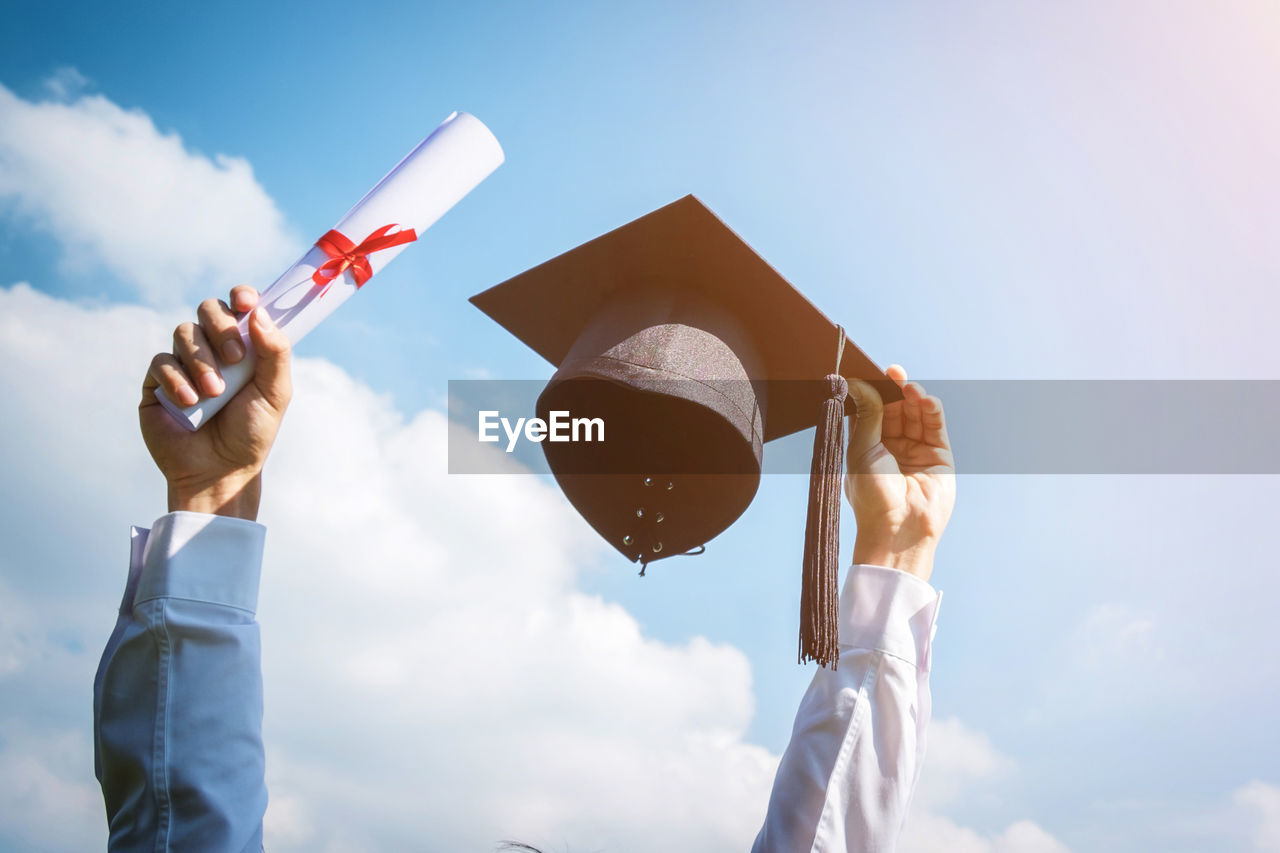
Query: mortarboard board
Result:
<box><xmin>470</xmin><ymin>195</ymin><xmax>902</xmax><ymax>667</ymax></box>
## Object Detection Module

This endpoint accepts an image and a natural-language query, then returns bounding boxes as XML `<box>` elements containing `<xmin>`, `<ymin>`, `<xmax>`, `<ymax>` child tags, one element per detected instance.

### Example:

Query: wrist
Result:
<box><xmin>852</xmin><ymin>535</ymin><xmax>938</xmax><ymax>582</ymax></box>
<box><xmin>168</xmin><ymin>471</ymin><xmax>262</xmax><ymax>521</ymax></box>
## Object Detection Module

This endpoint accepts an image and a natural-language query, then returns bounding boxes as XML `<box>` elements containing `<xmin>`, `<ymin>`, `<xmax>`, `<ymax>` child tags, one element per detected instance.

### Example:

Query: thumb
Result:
<box><xmin>846</xmin><ymin>379</ymin><xmax>885</xmax><ymax>464</ymax></box>
<box><xmin>247</xmin><ymin>306</ymin><xmax>293</xmax><ymax>413</ymax></box>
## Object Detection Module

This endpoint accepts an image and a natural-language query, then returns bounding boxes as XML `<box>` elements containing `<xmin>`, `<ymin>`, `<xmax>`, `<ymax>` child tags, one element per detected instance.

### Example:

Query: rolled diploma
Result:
<box><xmin>155</xmin><ymin>111</ymin><xmax>504</xmax><ymax>430</ymax></box>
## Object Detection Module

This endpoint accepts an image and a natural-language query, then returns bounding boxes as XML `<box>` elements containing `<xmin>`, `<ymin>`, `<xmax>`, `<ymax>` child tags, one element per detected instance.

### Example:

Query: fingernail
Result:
<box><xmin>222</xmin><ymin>338</ymin><xmax>245</xmax><ymax>362</ymax></box>
<box><xmin>253</xmin><ymin>306</ymin><xmax>275</xmax><ymax>330</ymax></box>
<box><xmin>177</xmin><ymin>385</ymin><xmax>199</xmax><ymax>407</ymax></box>
<box><xmin>200</xmin><ymin>372</ymin><xmax>225</xmax><ymax>397</ymax></box>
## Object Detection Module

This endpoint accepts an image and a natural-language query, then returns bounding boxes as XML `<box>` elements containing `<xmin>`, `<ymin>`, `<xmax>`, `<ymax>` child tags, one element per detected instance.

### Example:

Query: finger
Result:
<box><xmin>198</xmin><ymin>298</ymin><xmax>247</xmax><ymax>365</ymax></box>
<box><xmin>173</xmin><ymin>322</ymin><xmax>225</xmax><ymax>398</ymax></box>
<box><xmin>247</xmin><ymin>307</ymin><xmax>292</xmax><ymax>412</ymax></box>
<box><xmin>146</xmin><ymin>352</ymin><xmax>199</xmax><ymax>408</ymax></box>
<box><xmin>920</xmin><ymin>394</ymin><xmax>953</xmax><ymax>450</ymax></box>
<box><xmin>846</xmin><ymin>379</ymin><xmax>885</xmax><ymax>462</ymax></box>
<box><xmin>229</xmin><ymin>285</ymin><xmax>259</xmax><ymax>314</ymax></box>
<box><xmin>901</xmin><ymin>380</ymin><xmax>926</xmax><ymax>441</ymax></box>
<box><xmin>881</xmin><ymin>365</ymin><xmax>907</xmax><ymax>439</ymax></box>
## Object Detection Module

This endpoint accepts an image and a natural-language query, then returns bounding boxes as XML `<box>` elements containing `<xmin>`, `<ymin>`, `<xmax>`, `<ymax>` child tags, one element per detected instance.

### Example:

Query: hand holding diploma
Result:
<box><xmin>138</xmin><ymin>111</ymin><xmax>502</xmax><ymax>517</ymax></box>
<box><xmin>140</xmin><ymin>286</ymin><xmax>292</xmax><ymax>520</ymax></box>
<box><xmin>154</xmin><ymin>111</ymin><xmax>504</xmax><ymax>430</ymax></box>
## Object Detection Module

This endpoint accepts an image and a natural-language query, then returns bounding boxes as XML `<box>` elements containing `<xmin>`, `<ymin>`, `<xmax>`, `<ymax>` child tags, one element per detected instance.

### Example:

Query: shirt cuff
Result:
<box><xmin>132</xmin><ymin>511</ymin><xmax>267</xmax><ymax>614</ymax></box>
<box><xmin>839</xmin><ymin>563</ymin><xmax>942</xmax><ymax>671</ymax></box>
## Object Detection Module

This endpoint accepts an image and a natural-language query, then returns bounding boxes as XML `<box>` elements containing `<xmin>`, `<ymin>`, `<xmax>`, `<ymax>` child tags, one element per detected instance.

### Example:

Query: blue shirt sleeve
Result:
<box><xmin>94</xmin><ymin>512</ymin><xmax>269</xmax><ymax>853</ymax></box>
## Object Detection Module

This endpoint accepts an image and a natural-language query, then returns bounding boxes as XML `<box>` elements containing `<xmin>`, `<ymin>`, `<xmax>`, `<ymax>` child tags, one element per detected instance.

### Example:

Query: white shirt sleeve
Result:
<box><xmin>751</xmin><ymin>564</ymin><xmax>941</xmax><ymax>853</ymax></box>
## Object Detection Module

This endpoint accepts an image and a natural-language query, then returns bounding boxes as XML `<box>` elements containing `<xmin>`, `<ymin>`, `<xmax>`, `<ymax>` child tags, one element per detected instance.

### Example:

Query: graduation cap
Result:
<box><xmin>471</xmin><ymin>196</ymin><xmax>901</xmax><ymax>668</ymax></box>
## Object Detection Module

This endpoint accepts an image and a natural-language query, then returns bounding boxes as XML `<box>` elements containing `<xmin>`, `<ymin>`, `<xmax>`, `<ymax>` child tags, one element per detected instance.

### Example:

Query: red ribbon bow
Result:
<box><xmin>311</xmin><ymin>224</ymin><xmax>418</xmax><ymax>295</ymax></box>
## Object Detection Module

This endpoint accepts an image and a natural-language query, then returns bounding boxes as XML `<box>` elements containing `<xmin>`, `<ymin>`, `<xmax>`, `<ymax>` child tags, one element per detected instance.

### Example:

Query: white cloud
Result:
<box><xmin>0</xmin><ymin>579</ymin><xmax>35</xmax><ymax>678</ymax></box>
<box><xmin>903</xmin><ymin>814</ymin><xmax>1072</xmax><ymax>853</ymax></box>
<box><xmin>1237</xmin><ymin>781</ymin><xmax>1280</xmax><ymax>853</ymax></box>
<box><xmin>41</xmin><ymin>66</ymin><xmax>91</xmax><ymax>101</ymax></box>
<box><xmin>991</xmin><ymin>821</ymin><xmax>1074</xmax><ymax>853</ymax></box>
<box><xmin>1071</xmin><ymin>604</ymin><xmax>1158</xmax><ymax>671</ymax></box>
<box><xmin>902</xmin><ymin>719</ymin><xmax>1073</xmax><ymax>853</ymax></box>
<box><xmin>913</xmin><ymin>716</ymin><xmax>1016</xmax><ymax>810</ymax></box>
<box><xmin>252</xmin><ymin>363</ymin><xmax>780</xmax><ymax>850</ymax></box>
<box><xmin>1033</xmin><ymin>602</ymin><xmax>1172</xmax><ymax>722</ymax></box>
<box><xmin>0</xmin><ymin>722</ymin><xmax>102</xmax><ymax>851</ymax></box>
<box><xmin>903</xmin><ymin>814</ymin><xmax>1073</xmax><ymax>853</ymax></box>
<box><xmin>0</xmin><ymin>75</ymin><xmax>299</xmax><ymax>306</ymax></box>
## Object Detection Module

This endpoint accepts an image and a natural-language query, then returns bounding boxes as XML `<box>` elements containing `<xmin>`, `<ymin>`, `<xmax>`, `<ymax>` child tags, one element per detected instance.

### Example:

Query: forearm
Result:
<box><xmin>752</xmin><ymin>564</ymin><xmax>940</xmax><ymax>853</ymax></box>
<box><xmin>94</xmin><ymin>512</ymin><xmax>269</xmax><ymax>852</ymax></box>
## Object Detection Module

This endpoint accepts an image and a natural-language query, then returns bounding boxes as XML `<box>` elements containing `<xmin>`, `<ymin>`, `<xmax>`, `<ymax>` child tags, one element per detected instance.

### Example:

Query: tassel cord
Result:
<box><xmin>799</xmin><ymin>327</ymin><xmax>849</xmax><ymax>669</ymax></box>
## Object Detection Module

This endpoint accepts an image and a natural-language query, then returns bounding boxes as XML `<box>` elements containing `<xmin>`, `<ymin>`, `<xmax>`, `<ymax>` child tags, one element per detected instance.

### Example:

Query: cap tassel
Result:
<box><xmin>800</xmin><ymin>328</ymin><xmax>848</xmax><ymax>669</ymax></box>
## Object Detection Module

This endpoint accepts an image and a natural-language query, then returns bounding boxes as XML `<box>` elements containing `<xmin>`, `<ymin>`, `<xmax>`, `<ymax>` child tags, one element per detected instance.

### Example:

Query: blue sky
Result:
<box><xmin>1</xmin><ymin>2</ymin><xmax>1278</xmax><ymax>851</ymax></box>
